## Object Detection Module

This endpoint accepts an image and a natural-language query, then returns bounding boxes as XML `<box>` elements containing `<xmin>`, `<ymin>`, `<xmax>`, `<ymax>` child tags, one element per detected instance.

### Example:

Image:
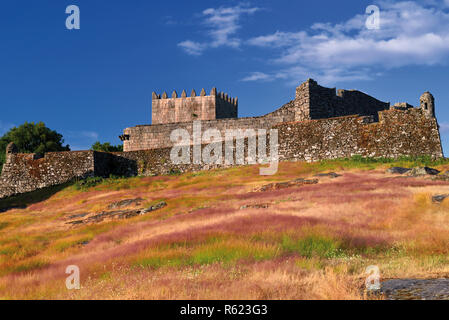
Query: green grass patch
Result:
<box><xmin>52</xmin><ymin>236</ymin><xmax>92</xmax><ymax>252</ymax></box>
<box><xmin>281</xmin><ymin>235</ymin><xmax>346</xmax><ymax>259</ymax></box>
<box><xmin>191</xmin><ymin>241</ymin><xmax>278</xmax><ymax>265</ymax></box>
<box><xmin>11</xmin><ymin>259</ymin><xmax>49</xmax><ymax>274</ymax></box>
<box><xmin>0</xmin><ymin>245</ymin><xmax>16</xmax><ymax>256</ymax></box>
<box><xmin>135</xmin><ymin>255</ymin><xmax>190</xmax><ymax>269</ymax></box>
<box><xmin>99</xmin><ymin>272</ymin><xmax>112</xmax><ymax>281</ymax></box>
<box><xmin>133</xmin><ymin>238</ymin><xmax>279</xmax><ymax>270</ymax></box>
<box><xmin>295</xmin><ymin>257</ymin><xmax>325</xmax><ymax>270</ymax></box>
<box><xmin>73</xmin><ymin>175</ymin><xmax>144</xmax><ymax>192</ymax></box>
<box><xmin>315</xmin><ymin>155</ymin><xmax>449</xmax><ymax>172</ymax></box>
<box><xmin>0</xmin><ymin>222</ymin><xmax>10</xmax><ymax>231</ymax></box>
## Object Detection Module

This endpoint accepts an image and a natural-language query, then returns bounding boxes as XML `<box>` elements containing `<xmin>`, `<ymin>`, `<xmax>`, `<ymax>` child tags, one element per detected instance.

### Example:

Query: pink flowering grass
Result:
<box><xmin>1</xmin><ymin>159</ymin><xmax>449</xmax><ymax>299</ymax></box>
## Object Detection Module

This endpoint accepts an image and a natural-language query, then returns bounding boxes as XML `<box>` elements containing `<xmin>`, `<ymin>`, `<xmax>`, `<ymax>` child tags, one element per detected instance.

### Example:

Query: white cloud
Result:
<box><xmin>163</xmin><ymin>15</ymin><xmax>178</xmax><ymax>26</ymax></box>
<box><xmin>247</xmin><ymin>31</ymin><xmax>307</xmax><ymax>48</ymax></box>
<box><xmin>244</xmin><ymin>0</ymin><xmax>449</xmax><ymax>84</ymax></box>
<box><xmin>65</xmin><ymin>130</ymin><xmax>99</xmax><ymax>140</ymax></box>
<box><xmin>241</xmin><ymin>72</ymin><xmax>273</xmax><ymax>82</ymax></box>
<box><xmin>178</xmin><ymin>3</ymin><xmax>260</xmax><ymax>55</ymax></box>
<box><xmin>178</xmin><ymin>40</ymin><xmax>205</xmax><ymax>56</ymax></box>
<box><xmin>79</xmin><ymin>131</ymin><xmax>99</xmax><ymax>140</ymax></box>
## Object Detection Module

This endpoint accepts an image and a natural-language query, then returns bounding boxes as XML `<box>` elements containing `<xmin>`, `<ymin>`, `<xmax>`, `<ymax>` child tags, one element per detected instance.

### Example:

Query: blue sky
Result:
<box><xmin>1</xmin><ymin>0</ymin><xmax>448</xmax><ymax>154</ymax></box>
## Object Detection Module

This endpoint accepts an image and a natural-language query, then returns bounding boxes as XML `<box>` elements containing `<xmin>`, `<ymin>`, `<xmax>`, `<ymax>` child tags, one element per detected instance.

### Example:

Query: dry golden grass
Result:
<box><xmin>1</xmin><ymin>159</ymin><xmax>449</xmax><ymax>300</ymax></box>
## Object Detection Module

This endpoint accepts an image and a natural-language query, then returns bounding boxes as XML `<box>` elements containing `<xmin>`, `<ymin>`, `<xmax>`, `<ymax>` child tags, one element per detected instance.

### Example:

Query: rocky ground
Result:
<box><xmin>381</xmin><ymin>278</ymin><xmax>449</xmax><ymax>300</ymax></box>
<box><xmin>381</xmin><ymin>166</ymin><xmax>449</xmax><ymax>300</ymax></box>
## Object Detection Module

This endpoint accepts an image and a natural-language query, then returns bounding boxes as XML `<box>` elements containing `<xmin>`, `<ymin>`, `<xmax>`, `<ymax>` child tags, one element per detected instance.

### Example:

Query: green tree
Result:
<box><xmin>0</xmin><ymin>122</ymin><xmax>70</xmax><ymax>171</ymax></box>
<box><xmin>91</xmin><ymin>141</ymin><xmax>123</xmax><ymax>153</ymax></box>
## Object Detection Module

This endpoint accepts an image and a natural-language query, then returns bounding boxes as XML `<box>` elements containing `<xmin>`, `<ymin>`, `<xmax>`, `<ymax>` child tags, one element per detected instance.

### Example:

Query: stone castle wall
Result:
<box><xmin>295</xmin><ymin>79</ymin><xmax>391</xmax><ymax>121</ymax></box>
<box><xmin>119</xmin><ymin>108</ymin><xmax>442</xmax><ymax>175</ymax></box>
<box><xmin>151</xmin><ymin>89</ymin><xmax>238</xmax><ymax>125</ymax></box>
<box><xmin>277</xmin><ymin>109</ymin><xmax>442</xmax><ymax>162</ymax></box>
<box><xmin>0</xmin><ymin>79</ymin><xmax>444</xmax><ymax>199</ymax></box>
<box><xmin>123</xmin><ymin>101</ymin><xmax>295</xmax><ymax>152</ymax></box>
<box><xmin>125</xmin><ymin>79</ymin><xmax>391</xmax><ymax>152</ymax></box>
<box><xmin>0</xmin><ymin>151</ymin><xmax>96</xmax><ymax>198</ymax></box>
<box><xmin>0</xmin><ymin>108</ymin><xmax>443</xmax><ymax>199</ymax></box>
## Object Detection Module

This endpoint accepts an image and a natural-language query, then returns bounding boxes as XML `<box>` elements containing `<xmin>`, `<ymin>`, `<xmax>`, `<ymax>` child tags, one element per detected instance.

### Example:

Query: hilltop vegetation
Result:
<box><xmin>1</xmin><ymin>157</ymin><xmax>449</xmax><ymax>299</ymax></box>
<box><xmin>0</xmin><ymin>122</ymin><xmax>70</xmax><ymax>172</ymax></box>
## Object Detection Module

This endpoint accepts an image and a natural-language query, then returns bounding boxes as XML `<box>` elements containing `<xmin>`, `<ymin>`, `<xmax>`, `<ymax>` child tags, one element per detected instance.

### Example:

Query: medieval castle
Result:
<box><xmin>0</xmin><ymin>79</ymin><xmax>443</xmax><ymax>199</ymax></box>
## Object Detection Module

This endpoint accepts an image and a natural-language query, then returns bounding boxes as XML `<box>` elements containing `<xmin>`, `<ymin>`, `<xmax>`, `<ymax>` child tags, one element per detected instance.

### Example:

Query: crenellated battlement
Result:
<box><xmin>151</xmin><ymin>87</ymin><xmax>238</xmax><ymax>125</ymax></box>
<box><xmin>152</xmin><ymin>88</ymin><xmax>238</xmax><ymax>106</ymax></box>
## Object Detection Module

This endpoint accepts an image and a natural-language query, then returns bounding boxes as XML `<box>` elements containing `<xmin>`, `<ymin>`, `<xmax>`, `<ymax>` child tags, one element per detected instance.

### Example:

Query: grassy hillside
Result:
<box><xmin>1</xmin><ymin>157</ymin><xmax>449</xmax><ymax>299</ymax></box>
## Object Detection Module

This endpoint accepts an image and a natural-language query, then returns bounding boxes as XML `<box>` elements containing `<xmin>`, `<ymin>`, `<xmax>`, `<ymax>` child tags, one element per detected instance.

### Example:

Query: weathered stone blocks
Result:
<box><xmin>0</xmin><ymin>79</ymin><xmax>444</xmax><ymax>199</ymax></box>
<box><xmin>150</xmin><ymin>88</ymin><xmax>238</xmax><ymax>125</ymax></box>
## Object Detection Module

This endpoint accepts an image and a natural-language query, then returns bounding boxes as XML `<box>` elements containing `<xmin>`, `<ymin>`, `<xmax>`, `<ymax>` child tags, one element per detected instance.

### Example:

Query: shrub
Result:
<box><xmin>91</xmin><ymin>141</ymin><xmax>123</xmax><ymax>152</ymax></box>
<box><xmin>74</xmin><ymin>177</ymin><xmax>104</xmax><ymax>190</ymax></box>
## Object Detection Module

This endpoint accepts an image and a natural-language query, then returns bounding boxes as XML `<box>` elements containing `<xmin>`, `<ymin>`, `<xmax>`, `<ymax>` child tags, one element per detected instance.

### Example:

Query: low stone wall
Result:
<box><xmin>0</xmin><ymin>151</ymin><xmax>96</xmax><ymax>198</ymax></box>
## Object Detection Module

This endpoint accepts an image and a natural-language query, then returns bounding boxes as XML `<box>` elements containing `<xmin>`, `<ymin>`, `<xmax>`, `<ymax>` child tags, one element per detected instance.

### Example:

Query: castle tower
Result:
<box><xmin>420</xmin><ymin>92</ymin><xmax>435</xmax><ymax>118</ymax></box>
<box><xmin>5</xmin><ymin>142</ymin><xmax>18</xmax><ymax>164</ymax></box>
<box><xmin>151</xmin><ymin>88</ymin><xmax>238</xmax><ymax>125</ymax></box>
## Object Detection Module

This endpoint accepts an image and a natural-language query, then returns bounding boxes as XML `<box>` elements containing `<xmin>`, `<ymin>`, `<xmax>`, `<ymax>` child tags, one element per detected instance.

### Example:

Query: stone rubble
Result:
<box><xmin>66</xmin><ymin>201</ymin><xmax>168</xmax><ymax>225</ymax></box>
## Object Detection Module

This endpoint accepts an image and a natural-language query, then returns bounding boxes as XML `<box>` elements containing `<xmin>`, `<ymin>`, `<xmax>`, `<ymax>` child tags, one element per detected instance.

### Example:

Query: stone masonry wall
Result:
<box><xmin>0</xmin><ymin>151</ymin><xmax>96</xmax><ymax>199</ymax></box>
<box><xmin>151</xmin><ymin>89</ymin><xmax>238</xmax><ymax>125</ymax></box>
<box><xmin>120</xmin><ymin>108</ymin><xmax>442</xmax><ymax>173</ymax></box>
<box><xmin>295</xmin><ymin>79</ymin><xmax>390</xmax><ymax>121</ymax></box>
<box><xmin>0</xmin><ymin>107</ymin><xmax>442</xmax><ymax>199</ymax></box>
<box><xmin>277</xmin><ymin>109</ymin><xmax>443</xmax><ymax>162</ymax></box>
<box><xmin>124</xmin><ymin>101</ymin><xmax>295</xmax><ymax>152</ymax></box>
<box><xmin>126</xmin><ymin>79</ymin><xmax>392</xmax><ymax>152</ymax></box>
<box><xmin>0</xmin><ymin>78</ymin><xmax>444</xmax><ymax>199</ymax></box>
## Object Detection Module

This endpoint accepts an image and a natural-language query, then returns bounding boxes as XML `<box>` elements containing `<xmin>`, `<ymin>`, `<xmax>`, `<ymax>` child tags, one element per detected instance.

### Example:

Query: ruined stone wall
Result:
<box><xmin>0</xmin><ymin>108</ymin><xmax>443</xmax><ymax>199</ymax></box>
<box><xmin>121</xmin><ymin>108</ymin><xmax>442</xmax><ymax>177</ymax></box>
<box><xmin>0</xmin><ymin>151</ymin><xmax>96</xmax><ymax>198</ymax></box>
<box><xmin>277</xmin><ymin>108</ymin><xmax>443</xmax><ymax>162</ymax></box>
<box><xmin>129</xmin><ymin>79</ymin><xmax>394</xmax><ymax>151</ymax></box>
<box><xmin>0</xmin><ymin>76</ymin><xmax>444</xmax><ymax>200</ymax></box>
<box><xmin>0</xmin><ymin>151</ymin><xmax>143</xmax><ymax>199</ymax></box>
<box><xmin>295</xmin><ymin>79</ymin><xmax>390</xmax><ymax>121</ymax></box>
<box><xmin>151</xmin><ymin>89</ymin><xmax>238</xmax><ymax>125</ymax></box>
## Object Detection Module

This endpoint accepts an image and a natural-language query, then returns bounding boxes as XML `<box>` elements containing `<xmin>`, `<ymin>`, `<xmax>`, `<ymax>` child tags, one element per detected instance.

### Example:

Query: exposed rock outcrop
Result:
<box><xmin>254</xmin><ymin>178</ymin><xmax>318</xmax><ymax>192</ymax></box>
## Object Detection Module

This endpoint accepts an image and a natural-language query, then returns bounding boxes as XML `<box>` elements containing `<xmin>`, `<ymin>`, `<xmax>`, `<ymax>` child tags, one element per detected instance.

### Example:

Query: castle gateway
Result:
<box><xmin>0</xmin><ymin>79</ymin><xmax>443</xmax><ymax>199</ymax></box>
